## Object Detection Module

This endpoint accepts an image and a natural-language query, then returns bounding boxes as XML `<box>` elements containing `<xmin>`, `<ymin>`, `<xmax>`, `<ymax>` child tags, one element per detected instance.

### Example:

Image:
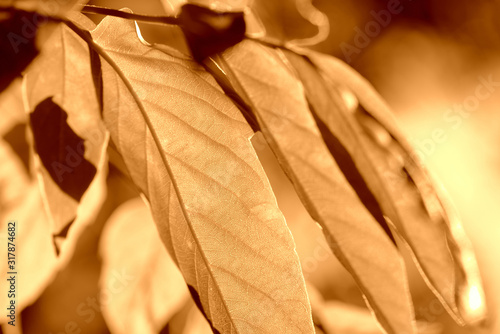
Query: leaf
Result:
<box><xmin>24</xmin><ymin>16</ymin><xmax>108</xmax><ymax>237</ymax></box>
<box><xmin>89</xmin><ymin>16</ymin><xmax>314</xmax><ymax>333</ymax></box>
<box><xmin>0</xmin><ymin>0</ymin><xmax>85</xmax><ymax>92</ymax></box>
<box><xmin>0</xmin><ymin>0</ymin><xmax>84</xmax><ymax>16</ymax></box>
<box><xmin>317</xmin><ymin>301</ymin><xmax>443</xmax><ymax>334</ymax></box>
<box><xmin>283</xmin><ymin>51</ymin><xmax>456</xmax><ymax>309</ymax></box>
<box><xmin>0</xmin><ymin>79</ymin><xmax>25</xmax><ymax>137</ymax></box>
<box><xmin>167</xmin><ymin>299</ymin><xmax>213</xmax><ymax>334</ymax></box>
<box><xmin>178</xmin><ymin>3</ymin><xmax>246</xmax><ymax>61</ymax></box>
<box><xmin>207</xmin><ymin>41</ymin><xmax>415</xmax><ymax>334</ymax></box>
<box><xmin>20</xmin><ymin>167</ymin><xmax>133</xmax><ymax>333</ymax></box>
<box><xmin>158</xmin><ymin>0</ymin><xmax>327</xmax><ymax>49</ymax></box>
<box><xmin>0</xmin><ymin>9</ymin><xmax>42</xmax><ymax>92</ymax></box>
<box><xmin>305</xmin><ymin>282</ymin><xmax>442</xmax><ymax>334</ymax></box>
<box><xmin>304</xmin><ymin>51</ymin><xmax>487</xmax><ymax>325</ymax></box>
<box><xmin>0</xmin><ymin>79</ymin><xmax>29</xmax><ymax>211</ymax></box>
<box><xmin>30</xmin><ymin>98</ymin><xmax>97</xmax><ymax>200</ymax></box>
<box><xmin>99</xmin><ymin>197</ymin><xmax>189</xmax><ymax>334</ymax></box>
<box><xmin>0</xmin><ymin>140</ymin><xmax>57</xmax><ymax>323</ymax></box>
<box><xmin>248</xmin><ymin>0</ymin><xmax>327</xmax><ymax>46</ymax></box>
<box><xmin>0</xmin><ymin>138</ymin><xmax>30</xmax><ymax>215</ymax></box>
<box><xmin>0</xmin><ymin>79</ymin><xmax>30</xmax><ymax>174</ymax></box>
<box><xmin>282</xmin><ymin>52</ymin><xmax>396</xmax><ymax>239</ymax></box>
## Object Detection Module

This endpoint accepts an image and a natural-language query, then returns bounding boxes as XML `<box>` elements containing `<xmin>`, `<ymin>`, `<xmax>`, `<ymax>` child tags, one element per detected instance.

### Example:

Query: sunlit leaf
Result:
<box><xmin>0</xmin><ymin>79</ymin><xmax>29</xmax><ymax>174</ymax></box>
<box><xmin>99</xmin><ymin>197</ymin><xmax>189</xmax><ymax>334</ymax></box>
<box><xmin>90</xmin><ymin>16</ymin><xmax>314</xmax><ymax>333</ymax></box>
<box><xmin>305</xmin><ymin>51</ymin><xmax>488</xmax><ymax>325</ymax></box>
<box><xmin>0</xmin><ymin>79</ymin><xmax>25</xmax><ymax>136</ymax></box>
<box><xmin>158</xmin><ymin>0</ymin><xmax>327</xmax><ymax>51</ymax></box>
<box><xmin>207</xmin><ymin>40</ymin><xmax>415</xmax><ymax>334</ymax></box>
<box><xmin>167</xmin><ymin>299</ymin><xmax>213</xmax><ymax>334</ymax></box>
<box><xmin>24</xmin><ymin>16</ymin><xmax>108</xmax><ymax>238</ymax></box>
<box><xmin>249</xmin><ymin>0</ymin><xmax>328</xmax><ymax>47</ymax></box>
<box><xmin>318</xmin><ymin>301</ymin><xmax>443</xmax><ymax>334</ymax></box>
<box><xmin>0</xmin><ymin>140</ymin><xmax>57</xmax><ymax>324</ymax></box>
<box><xmin>20</xmin><ymin>167</ymin><xmax>133</xmax><ymax>333</ymax></box>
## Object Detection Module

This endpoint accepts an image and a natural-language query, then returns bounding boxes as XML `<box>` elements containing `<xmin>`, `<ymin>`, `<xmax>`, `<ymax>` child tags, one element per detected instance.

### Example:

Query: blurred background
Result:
<box><xmin>5</xmin><ymin>0</ymin><xmax>500</xmax><ymax>333</ymax></box>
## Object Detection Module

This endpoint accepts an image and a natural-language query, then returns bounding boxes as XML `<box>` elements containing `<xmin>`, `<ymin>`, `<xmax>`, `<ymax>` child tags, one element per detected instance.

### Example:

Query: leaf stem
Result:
<box><xmin>81</xmin><ymin>5</ymin><xmax>180</xmax><ymax>25</ymax></box>
<box><xmin>80</xmin><ymin>5</ymin><xmax>297</xmax><ymax>52</ymax></box>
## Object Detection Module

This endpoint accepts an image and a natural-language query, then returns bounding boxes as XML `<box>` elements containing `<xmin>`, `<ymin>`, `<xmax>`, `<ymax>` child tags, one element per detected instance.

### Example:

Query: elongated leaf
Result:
<box><xmin>0</xmin><ymin>79</ymin><xmax>25</xmax><ymax>137</ymax></box>
<box><xmin>20</xmin><ymin>167</ymin><xmax>133</xmax><ymax>333</ymax></box>
<box><xmin>163</xmin><ymin>297</ymin><xmax>213</xmax><ymax>334</ymax></box>
<box><xmin>306</xmin><ymin>281</ymin><xmax>442</xmax><ymax>334</ymax></box>
<box><xmin>305</xmin><ymin>51</ymin><xmax>487</xmax><ymax>325</ymax></box>
<box><xmin>317</xmin><ymin>301</ymin><xmax>443</xmax><ymax>334</ymax></box>
<box><xmin>99</xmin><ymin>197</ymin><xmax>189</xmax><ymax>334</ymax></box>
<box><xmin>0</xmin><ymin>140</ymin><xmax>57</xmax><ymax>323</ymax></box>
<box><xmin>283</xmin><ymin>52</ymin><xmax>458</xmax><ymax>317</ymax></box>
<box><xmin>0</xmin><ymin>82</ymin><xmax>29</xmax><ymax>211</ymax></box>
<box><xmin>24</xmin><ymin>16</ymin><xmax>108</xmax><ymax>237</ymax></box>
<box><xmin>90</xmin><ymin>16</ymin><xmax>314</xmax><ymax>333</ymax></box>
<box><xmin>208</xmin><ymin>40</ymin><xmax>415</xmax><ymax>334</ymax></box>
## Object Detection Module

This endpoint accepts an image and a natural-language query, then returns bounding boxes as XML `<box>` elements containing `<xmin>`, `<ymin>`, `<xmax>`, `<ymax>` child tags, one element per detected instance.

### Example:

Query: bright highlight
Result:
<box><xmin>468</xmin><ymin>285</ymin><xmax>483</xmax><ymax>311</ymax></box>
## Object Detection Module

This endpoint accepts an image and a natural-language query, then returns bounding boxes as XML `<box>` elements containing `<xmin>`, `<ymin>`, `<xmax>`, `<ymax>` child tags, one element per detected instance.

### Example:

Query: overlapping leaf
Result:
<box><xmin>19</xmin><ymin>165</ymin><xmax>142</xmax><ymax>333</ymax></box>
<box><xmin>99</xmin><ymin>197</ymin><xmax>189</xmax><ymax>334</ymax></box>
<box><xmin>89</xmin><ymin>16</ymin><xmax>314</xmax><ymax>333</ymax></box>
<box><xmin>248</xmin><ymin>0</ymin><xmax>328</xmax><ymax>47</ymax></box>
<box><xmin>0</xmin><ymin>79</ymin><xmax>29</xmax><ymax>211</ymax></box>
<box><xmin>0</xmin><ymin>79</ymin><xmax>25</xmax><ymax>136</ymax></box>
<box><xmin>303</xmin><ymin>51</ymin><xmax>487</xmax><ymax>325</ymax></box>
<box><xmin>0</xmin><ymin>0</ymin><xmax>83</xmax><ymax>16</ymax></box>
<box><xmin>0</xmin><ymin>0</ymin><xmax>85</xmax><ymax>92</ymax></box>
<box><xmin>24</xmin><ymin>16</ymin><xmax>108</xmax><ymax>238</ymax></box>
<box><xmin>208</xmin><ymin>40</ymin><xmax>415</xmax><ymax>334</ymax></box>
<box><xmin>306</xmin><ymin>281</ymin><xmax>443</xmax><ymax>334</ymax></box>
<box><xmin>167</xmin><ymin>299</ymin><xmax>213</xmax><ymax>334</ymax></box>
<box><xmin>0</xmin><ymin>140</ymin><xmax>57</xmax><ymax>323</ymax></box>
<box><xmin>317</xmin><ymin>301</ymin><xmax>443</xmax><ymax>334</ymax></box>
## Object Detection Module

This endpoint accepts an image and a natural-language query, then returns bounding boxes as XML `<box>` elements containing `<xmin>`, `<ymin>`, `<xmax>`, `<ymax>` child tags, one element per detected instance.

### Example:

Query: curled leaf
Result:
<box><xmin>178</xmin><ymin>3</ymin><xmax>246</xmax><ymax>61</ymax></box>
<box><xmin>24</xmin><ymin>17</ymin><xmax>108</xmax><ymax>237</ymax></box>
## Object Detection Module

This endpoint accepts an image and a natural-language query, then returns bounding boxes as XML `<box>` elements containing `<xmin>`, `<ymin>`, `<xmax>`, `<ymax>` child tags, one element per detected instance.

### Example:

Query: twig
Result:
<box><xmin>81</xmin><ymin>4</ymin><xmax>180</xmax><ymax>25</ymax></box>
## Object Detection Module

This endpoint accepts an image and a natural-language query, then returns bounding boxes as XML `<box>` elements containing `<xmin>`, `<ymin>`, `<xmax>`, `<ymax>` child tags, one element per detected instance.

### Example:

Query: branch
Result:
<box><xmin>81</xmin><ymin>5</ymin><xmax>179</xmax><ymax>25</ymax></box>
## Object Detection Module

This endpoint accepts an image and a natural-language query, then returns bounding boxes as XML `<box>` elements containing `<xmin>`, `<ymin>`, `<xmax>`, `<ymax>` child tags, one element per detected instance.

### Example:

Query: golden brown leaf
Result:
<box><xmin>90</xmin><ymin>16</ymin><xmax>314</xmax><ymax>333</ymax></box>
<box><xmin>24</xmin><ymin>15</ymin><xmax>108</xmax><ymax>238</ymax></box>
<box><xmin>0</xmin><ymin>140</ymin><xmax>58</xmax><ymax>324</ymax></box>
<box><xmin>99</xmin><ymin>197</ymin><xmax>189</xmax><ymax>334</ymax></box>
<box><xmin>208</xmin><ymin>41</ymin><xmax>415</xmax><ymax>334</ymax></box>
<box><xmin>304</xmin><ymin>51</ymin><xmax>487</xmax><ymax>325</ymax></box>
